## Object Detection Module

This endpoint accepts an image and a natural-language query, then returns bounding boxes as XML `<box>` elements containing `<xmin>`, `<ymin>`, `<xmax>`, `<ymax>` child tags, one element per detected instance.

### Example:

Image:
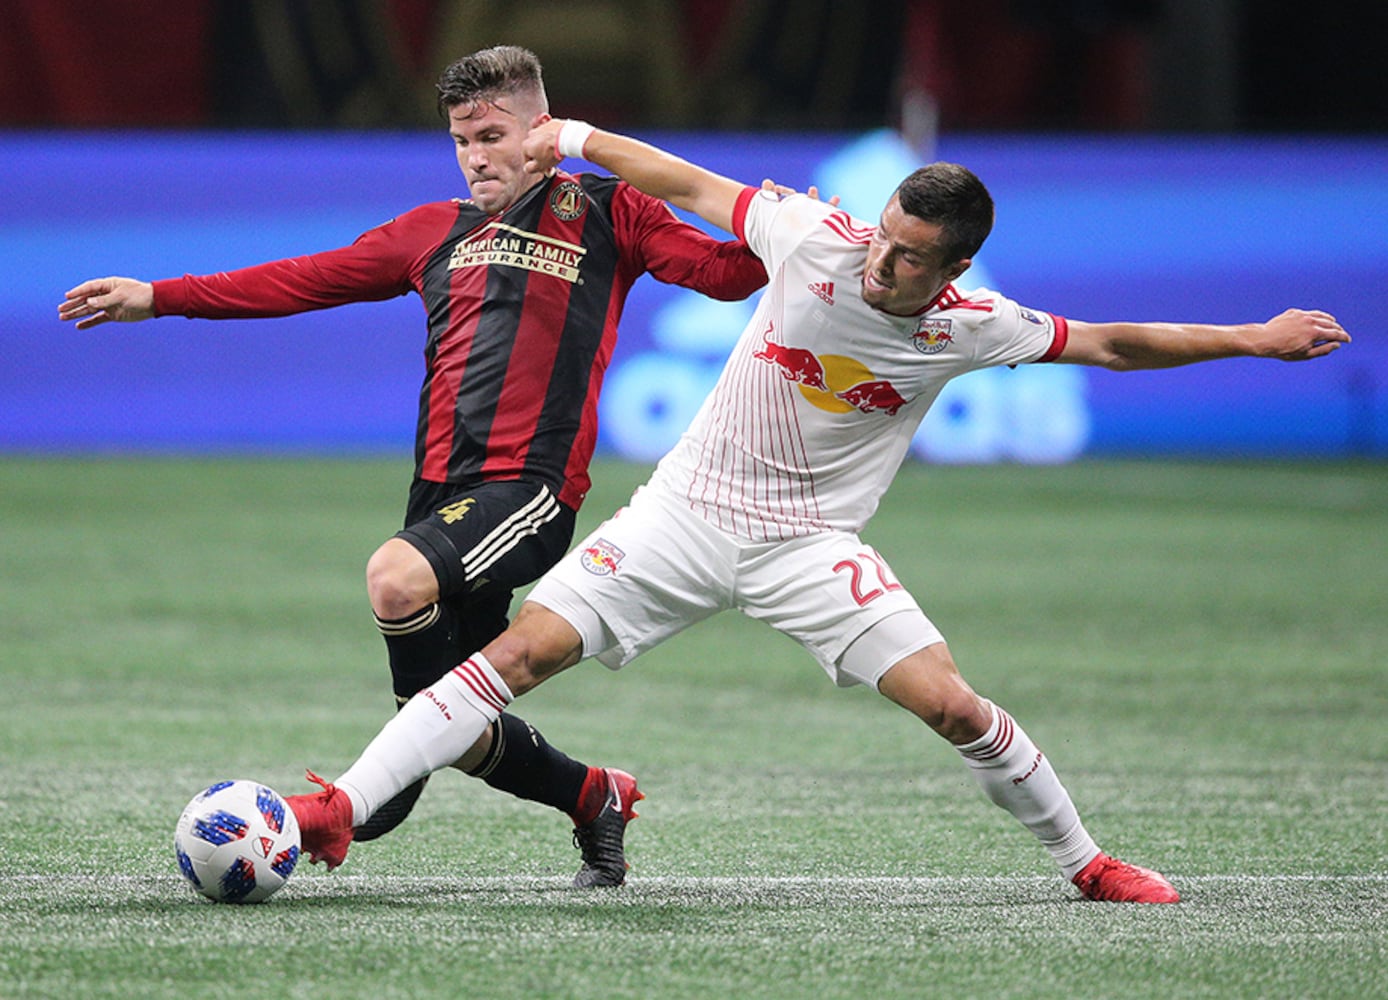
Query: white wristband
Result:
<box><xmin>555</xmin><ymin>119</ymin><xmax>595</xmax><ymax>160</ymax></box>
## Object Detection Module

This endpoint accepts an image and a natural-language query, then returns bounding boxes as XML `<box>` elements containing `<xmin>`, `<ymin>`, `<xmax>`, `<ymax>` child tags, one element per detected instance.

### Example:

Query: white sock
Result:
<box><xmin>334</xmin><ymin>654</ymin><xmax>513</xmax><ymax>825</ymax></box>
<box><xmin>956</xmin><ymin>701</ymin><xmax>1100</xmax><ymax>880</ymax></box>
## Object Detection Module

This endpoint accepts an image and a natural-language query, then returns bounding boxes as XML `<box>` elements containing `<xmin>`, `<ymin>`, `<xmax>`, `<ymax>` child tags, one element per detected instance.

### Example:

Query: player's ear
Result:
<box><xmin>533</xmin><ymin>112</ymin><xmax>553</xmax><ymax>127</ymax></box>
<box><xmin>945</xmin><ymin>258</ymin><xmax>972</xmax><ymax>282</ymax></box>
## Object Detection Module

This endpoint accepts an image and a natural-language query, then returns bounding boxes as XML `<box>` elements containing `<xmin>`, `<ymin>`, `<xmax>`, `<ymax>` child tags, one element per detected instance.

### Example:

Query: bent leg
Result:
<box><xmin>367</xmin><ymin>537</ymin><xmax>462</xmax><ymax>702</ymax></box>
<box><xmin>334</xmin><ymin>602</ymin><xmax>584</xmax><ymax>827</ymax></box>
<box><xmin>877</xmin><ymin>642</ymin><xmax>1100</xmax><ymax>880</ymax></box>
<box><xmin>455</xmin><ymin>602</ymin><xmax>608</xmax><ymax>820</ymax></box>
<box><xmin>874</xmin><ymin>639</ymin><xmax>991</xmax><ymax>744</ymax></box>
<box><xmin>355</xmin><ymin>537</ymin><xmax>488</xmax><ymax>840</ymax></box>
<box><xmin>360</xmin><ymin>491</ymin><xmax>603</xmax><ymax>841</ymax></box>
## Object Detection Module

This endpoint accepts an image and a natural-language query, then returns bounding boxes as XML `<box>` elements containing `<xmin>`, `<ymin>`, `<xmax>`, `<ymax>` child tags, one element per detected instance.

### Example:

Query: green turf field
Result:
<box><xmin>1</xmin><ymin>456</ymin><xmax>1385</xmax><ymax>999</ymax></box>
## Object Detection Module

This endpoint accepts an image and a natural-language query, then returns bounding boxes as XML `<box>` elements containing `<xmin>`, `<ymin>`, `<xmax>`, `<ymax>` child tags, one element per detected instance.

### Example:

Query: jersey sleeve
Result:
<box><xmin>611</xmin><ymin>183</ymin><xmax>766</xmax><ymax>301</ymax></box>
<box><xmin>949</xmin><ymin>288</ymin><xmax>1068</xmax><ymax>369</ymax></box>
<box><xmin>735</xmin><ymin>188</ymin><xmax>844</xmax><ymax>277</ymax></box>
<box><xmin>151</xmin><ymin>204</ymin><xmax>449</xmax><ymax>319</ymax></box>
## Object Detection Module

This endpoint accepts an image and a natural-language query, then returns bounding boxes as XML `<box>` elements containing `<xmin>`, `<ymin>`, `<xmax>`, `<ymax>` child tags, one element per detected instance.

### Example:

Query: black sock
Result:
<box><xmin>467</xmin><ymin>713</ymin><xmax>589</xmax><ymax>816</ymax></box>
<box><xmin>375</xmin><ymin>603</ymin><xmax>459</xmax><ymax>702</ymax></box>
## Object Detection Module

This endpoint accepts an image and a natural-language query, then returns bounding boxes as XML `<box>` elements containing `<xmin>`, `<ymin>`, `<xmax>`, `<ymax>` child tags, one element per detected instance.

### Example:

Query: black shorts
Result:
<box><xmin>396</xmin><ymin>478</ymin><xmax>577</xmax><ymax>648</ymax></box>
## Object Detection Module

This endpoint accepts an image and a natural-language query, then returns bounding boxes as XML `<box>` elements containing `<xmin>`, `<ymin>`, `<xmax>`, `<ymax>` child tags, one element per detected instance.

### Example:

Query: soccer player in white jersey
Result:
<box><xmin>283</xmin><ymin>119</ymin><xmax>1351</xmax><ymax>902</ymax></box>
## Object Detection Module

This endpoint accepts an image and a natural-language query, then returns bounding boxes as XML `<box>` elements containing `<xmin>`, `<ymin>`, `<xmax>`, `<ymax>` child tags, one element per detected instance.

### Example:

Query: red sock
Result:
<box><xmin>569</xmin><ymin>767</ymin><xmax>607</xmax><ymax>826</ymax></box>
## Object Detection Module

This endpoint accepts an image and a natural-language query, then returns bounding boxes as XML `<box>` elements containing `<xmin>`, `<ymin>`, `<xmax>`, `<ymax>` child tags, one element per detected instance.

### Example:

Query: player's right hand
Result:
<box><xmin>58</xmin><ymin>277</ymin><xmax>156</xmax><ymax>329</ymax></box>
<box><xmin>523</xmin><ymin>119</ymin><xmax>565</xmax><ymax>176</ymax></box>
<box><xmin>761</xmin><ymin>178</ymin><xmax>840</xmax><ymax>207</ymax></box>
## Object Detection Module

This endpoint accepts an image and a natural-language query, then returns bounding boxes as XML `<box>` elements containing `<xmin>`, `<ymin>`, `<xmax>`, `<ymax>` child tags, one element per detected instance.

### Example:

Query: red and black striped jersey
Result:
<box><xmin>152</xmin><ymin>171</ymin><xmax>766</xmax><ymax>509</ymax></box>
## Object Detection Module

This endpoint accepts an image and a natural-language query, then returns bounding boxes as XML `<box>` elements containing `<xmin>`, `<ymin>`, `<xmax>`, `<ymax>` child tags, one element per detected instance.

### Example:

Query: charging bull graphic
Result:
<box><xmin>753</xmin><ymin>324</ymin><xmax>829</xmax><ymax>390</ymax></box>
<box><xmin>835</xmin><ymin>379</ymin><xmax>908</xmax><ymax>416</ymax></box>
<box><xmin>753</xmin><ymin>325</ymin><xmax>912</xmax><ymax>417</ymax></box>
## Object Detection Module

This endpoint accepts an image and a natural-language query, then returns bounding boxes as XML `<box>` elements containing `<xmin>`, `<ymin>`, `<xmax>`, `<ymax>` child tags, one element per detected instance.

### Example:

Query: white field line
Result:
<box><xmin>8</xmin><ymin>873</ymin><xmax>1388</xmax><ymax>888</ymax></box>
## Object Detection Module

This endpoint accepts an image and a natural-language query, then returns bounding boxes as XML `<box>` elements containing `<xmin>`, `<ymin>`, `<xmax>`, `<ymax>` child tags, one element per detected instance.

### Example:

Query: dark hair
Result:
<box><xmin>894</xmin><ymin>163</ymin><xmax>995</xmax><ymax>263</ymax></box>
<box><xmin>436</xmin><ymin>45</ymin><xmax>548</xmax><ymax>118</ymax></box>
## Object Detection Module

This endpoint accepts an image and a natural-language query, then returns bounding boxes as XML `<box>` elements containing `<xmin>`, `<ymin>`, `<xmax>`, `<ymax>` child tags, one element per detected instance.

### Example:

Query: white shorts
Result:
<box><xmin>529</xmin><ymin>486</ymin><xmax>944</xmax><ymax>689</ymax></box>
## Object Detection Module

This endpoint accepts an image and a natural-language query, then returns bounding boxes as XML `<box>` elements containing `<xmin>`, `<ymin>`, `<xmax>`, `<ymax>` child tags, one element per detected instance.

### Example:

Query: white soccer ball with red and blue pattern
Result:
<box><xmin>174</xmin><ymin>780</ymin><xmax>301</xmax><ymax>903</ymax></box>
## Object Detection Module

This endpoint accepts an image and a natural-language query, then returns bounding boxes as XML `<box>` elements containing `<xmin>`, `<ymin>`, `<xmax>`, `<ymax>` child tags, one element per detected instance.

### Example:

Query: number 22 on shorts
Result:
<box><xmin>833</xmin><ymin>550</ymin><xmax>903</xmax><ymax>606</ymax></box>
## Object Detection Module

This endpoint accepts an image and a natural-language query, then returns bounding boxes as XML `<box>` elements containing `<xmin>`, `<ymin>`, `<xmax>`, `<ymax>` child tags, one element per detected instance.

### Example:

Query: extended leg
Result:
<box><xmin>360</xmin><ymin>506</ymin><xmax>625</xmax><ymax>863</ymax></box>
<box><xmin>288</xmin><ymin>603</ymin><xmax>623</xmax><ymax>876</ymax></box>
<box><xmin>876</xmin><ymin>641</ymin><xmax>1177</xmax><ymax>903</ymax></box>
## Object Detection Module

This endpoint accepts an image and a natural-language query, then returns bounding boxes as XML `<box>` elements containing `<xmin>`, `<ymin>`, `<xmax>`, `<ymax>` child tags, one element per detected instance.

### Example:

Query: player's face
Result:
<box><xmin>861</xmin><ymin>196</ymin><xmax>970</xmax><ymax>316</ymax></box>
<box><xmin>449</xmin><ymin>97</ymin><xmax>550</xmax><ymax>214</ymax></box>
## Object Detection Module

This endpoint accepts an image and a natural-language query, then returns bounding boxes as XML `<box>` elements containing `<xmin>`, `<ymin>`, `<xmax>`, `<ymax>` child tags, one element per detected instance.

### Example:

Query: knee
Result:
<box><xmin>366</xmin><ymin>539</ymin><xmax>439</xmax><ymax>619</ymax></box>
<box><xmin>877</xmin><ymin>644</ymin><xmax>991</xmax><ymax>744</ymax></box>
<box><xmin>891</xmin><ymin>680</ymin><xmax>979</xmax><ymax>740</ymax></box>
<box><xmin>482</xmin><ymin>604</ymin><xmax>584</xmax><ymax>698</ymax></box>
<box><xmin>926</xmin><ymin>687</ymin><xmax>991</xmax><ymax>745</ymax></box>
<box><xmin>484</xmin><ymin>629</ymin><xmax>558</xmax><ymax>698</ymax></box>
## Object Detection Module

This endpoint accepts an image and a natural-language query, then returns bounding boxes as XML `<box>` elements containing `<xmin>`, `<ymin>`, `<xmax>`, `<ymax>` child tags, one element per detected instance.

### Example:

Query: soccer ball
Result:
<box><xmin>174</xmin><ymin>779</ymin><xmax>301</xmax><ymax>903</ymax></box>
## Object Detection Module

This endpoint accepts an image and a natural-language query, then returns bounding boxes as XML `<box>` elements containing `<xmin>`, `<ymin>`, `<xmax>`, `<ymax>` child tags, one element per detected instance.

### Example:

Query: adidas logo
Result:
<box><xmin>808</xmin><ymin>280</ymin><xmax>834</xmax><ymax>305</ymax></box>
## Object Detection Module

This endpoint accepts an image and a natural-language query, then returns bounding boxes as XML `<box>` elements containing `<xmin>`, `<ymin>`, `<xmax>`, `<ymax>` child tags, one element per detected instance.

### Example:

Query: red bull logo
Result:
<box><xmin>836</xmin><ymin>379</ymin><xmax>908</xmax><ymax>416</ymax></box>
<box><xmin>580</xmin><ymin>538</ymin><xmax>625</xmax><ymax>577</ymax></box>
<box><xmin>753</xmin><ymin>323</ymin><xmax>828</xmax><ymax>390</ymax></box>
<box><xmin>911</xmin><ymin>318</ymin><xmax>954</xmax><ymax>355</ymax></box>
<box><xmin>753</xmin><ymin>321</ymin><xmax>912</xmax><ymax>418</ymax></box>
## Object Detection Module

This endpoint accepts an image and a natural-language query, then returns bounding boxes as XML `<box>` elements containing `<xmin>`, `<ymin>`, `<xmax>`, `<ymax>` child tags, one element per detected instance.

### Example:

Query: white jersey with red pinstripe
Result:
<box><xmin>647</xmin><ymin>186</ymin><xmax>1067</xmax><ymax>540</ymax></box>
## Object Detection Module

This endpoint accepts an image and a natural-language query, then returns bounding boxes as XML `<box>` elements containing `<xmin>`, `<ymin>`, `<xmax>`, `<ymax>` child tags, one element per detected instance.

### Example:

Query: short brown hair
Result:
<box><xmin>894</xmin><ymin>163</ymin><xmax>995</xmax><ymax>263</ymax></box>
<box><xmin>436</xmin><ymin>45</ymin><xmax>548</xmax><ymax>118</ymax></box>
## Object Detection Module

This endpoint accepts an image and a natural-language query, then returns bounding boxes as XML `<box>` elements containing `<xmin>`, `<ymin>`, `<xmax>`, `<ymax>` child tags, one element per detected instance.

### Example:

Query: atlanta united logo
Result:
<box><xmin>580</xmin><ymin>539</ymin><xmax>624</xmax><ymax>576</ymax></box>
<box><xmin>549</xmin><ymin>180</ymin><xmax>588</xmax><ymax>221</ymax></box>
<box><xmin>911</xmin><ymin>318</ymin><xmax>955</xmax><ymax>354</ymax></box>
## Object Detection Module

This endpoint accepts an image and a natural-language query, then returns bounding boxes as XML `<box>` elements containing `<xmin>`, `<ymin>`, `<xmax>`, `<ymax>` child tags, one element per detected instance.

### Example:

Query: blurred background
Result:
<box><xmin>3</xmin><ymin>0</ymin><xmax>1385</xmax><ymax>460</ymax></box>
<box><xmin>4</xmin><ymin>0</ymin><xmax>1386</xmax><ymax>133</ymax></box>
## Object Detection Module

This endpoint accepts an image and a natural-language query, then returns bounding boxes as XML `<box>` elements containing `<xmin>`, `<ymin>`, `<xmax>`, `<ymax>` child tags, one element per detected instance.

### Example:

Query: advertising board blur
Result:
<box><xmin>3</xmin><ymin>130</ymin><xmax>1383</xmax><ymax>458</ymax></box>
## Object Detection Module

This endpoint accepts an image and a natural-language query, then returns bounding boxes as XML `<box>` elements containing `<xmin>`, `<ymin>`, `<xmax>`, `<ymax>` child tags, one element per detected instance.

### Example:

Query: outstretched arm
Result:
<box><xmin>59</xmin><ymin>277</ymin><xmax>155</xmax><ymax>329</ymax></box>
<box><xmin>524</xmin><ymin>119</ymin><xmax>746</xmax><ymax>235</ymax></box>
<box><xmin>1059</xmin><ymin>309</ymin><xmax>1350</xmax><ymax>369</ymax></box>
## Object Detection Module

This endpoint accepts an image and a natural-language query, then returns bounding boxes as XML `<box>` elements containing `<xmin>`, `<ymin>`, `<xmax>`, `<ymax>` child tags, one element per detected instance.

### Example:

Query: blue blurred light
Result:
<box><xmin>4</xmin><ymin>130</ymin><xmax>1384</xmax><ymax>459</ymax></box>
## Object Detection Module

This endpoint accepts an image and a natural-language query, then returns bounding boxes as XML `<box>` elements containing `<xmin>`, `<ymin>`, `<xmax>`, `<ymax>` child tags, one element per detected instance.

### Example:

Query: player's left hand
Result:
<box><xmin>1255</xmin><ymin>308</ymin><xmax>1351</xmax><ymax>361</ymax></box>
<box><xmin>523</xmin><ymin>119</ymin><xmax>566</xmax><ymax>175</ymax></box>
<box><xmin>760</xmin><ymin>178</ymin><xmax>840</xmax><ymax>206</ymax></box>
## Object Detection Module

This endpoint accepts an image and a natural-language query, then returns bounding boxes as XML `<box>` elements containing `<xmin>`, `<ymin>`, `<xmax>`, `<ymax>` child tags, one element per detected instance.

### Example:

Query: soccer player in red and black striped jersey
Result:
<box><xmin>59</xmin><ymin>45</ymin><xmax>767</xmax><ymax>885</ymax></box>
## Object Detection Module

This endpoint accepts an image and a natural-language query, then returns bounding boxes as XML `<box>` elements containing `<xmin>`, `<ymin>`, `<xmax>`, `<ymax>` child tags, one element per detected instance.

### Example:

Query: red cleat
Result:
<box><xmin>284</xmin><ymin>769</ymin><xmax>355</xmax><ymax>871</ymax></box>
<box><xmin>1073</xmin><ymin>852</ymin><xmax>1180</xmax><ymax>903</ymax></box>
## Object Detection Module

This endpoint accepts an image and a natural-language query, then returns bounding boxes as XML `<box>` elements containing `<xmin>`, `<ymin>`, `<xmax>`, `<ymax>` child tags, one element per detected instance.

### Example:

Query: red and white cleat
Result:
<box><xmin>1073</xmin><ymin>852</ymin><xmax>1179</xmax><ymax>903</ymax></box>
